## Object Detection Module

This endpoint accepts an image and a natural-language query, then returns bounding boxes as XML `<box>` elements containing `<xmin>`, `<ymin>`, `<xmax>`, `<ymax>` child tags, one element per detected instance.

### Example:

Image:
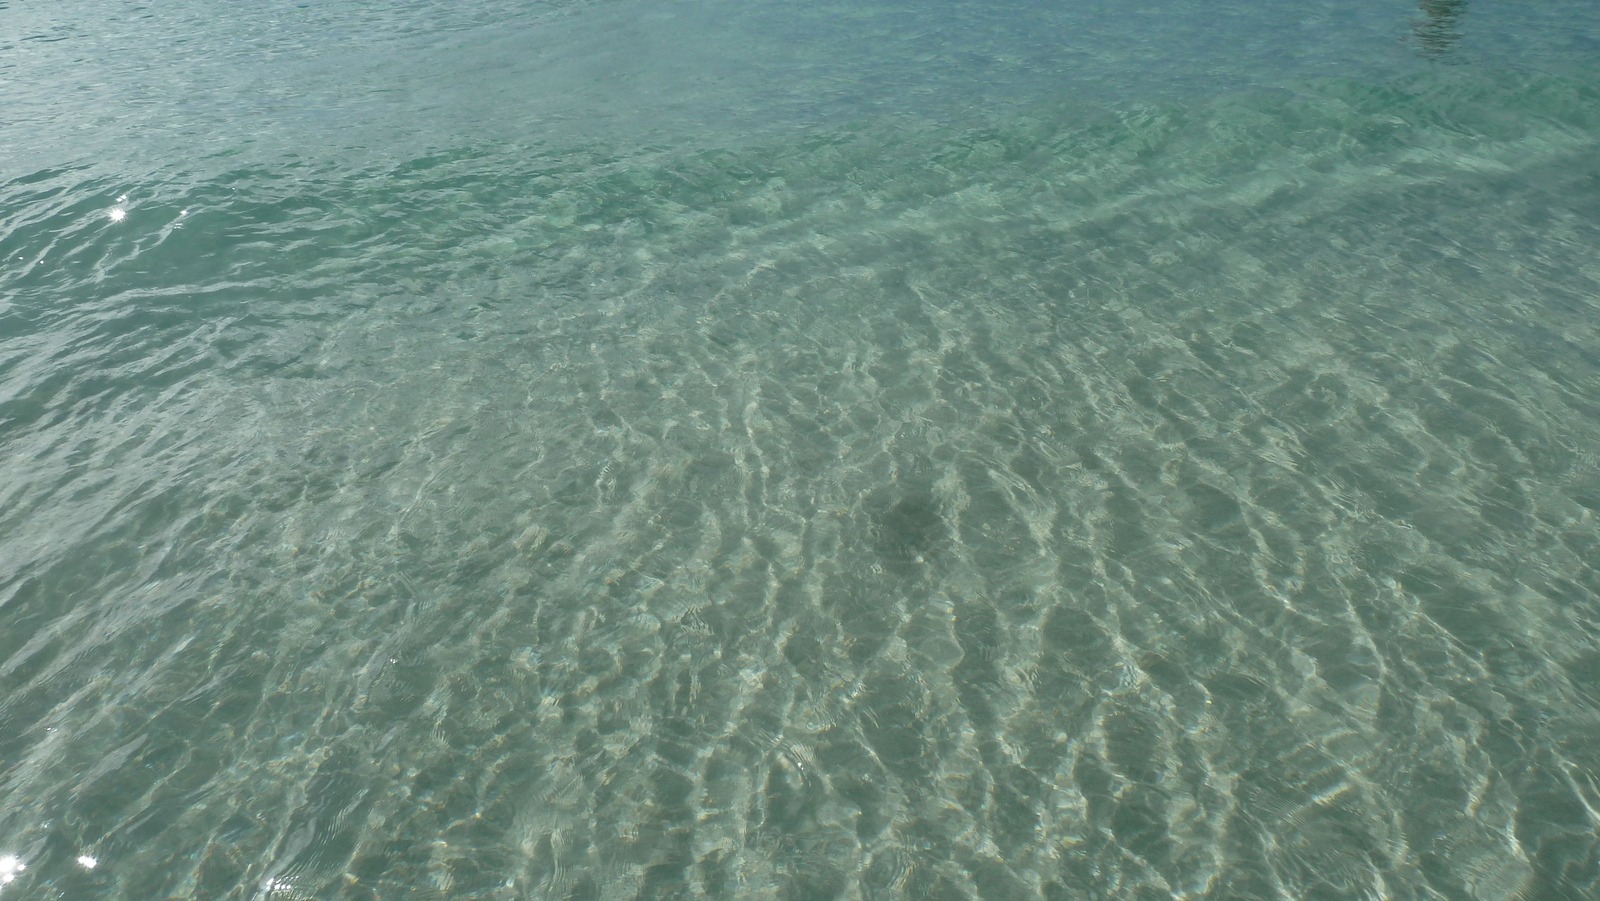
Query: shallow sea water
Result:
<box><xmin>4</xmin><ymin>2</ymin><xmax>1600</xmax><ymax>900</ymax></box>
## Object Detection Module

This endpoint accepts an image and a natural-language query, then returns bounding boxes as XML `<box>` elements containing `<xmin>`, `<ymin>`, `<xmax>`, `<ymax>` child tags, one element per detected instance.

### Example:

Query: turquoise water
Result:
<box><xmin>4</xmin><ymin>2</ymin><xmax>1600</xmax><ymax>899</ymax></box>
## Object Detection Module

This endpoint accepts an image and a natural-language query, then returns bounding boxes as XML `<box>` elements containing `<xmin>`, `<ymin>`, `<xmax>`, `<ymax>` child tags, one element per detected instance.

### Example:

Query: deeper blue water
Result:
<box><xmin>4</xmin><ymin>2</ymin><xmax>1600</xmax><ymax>899</ymax></box>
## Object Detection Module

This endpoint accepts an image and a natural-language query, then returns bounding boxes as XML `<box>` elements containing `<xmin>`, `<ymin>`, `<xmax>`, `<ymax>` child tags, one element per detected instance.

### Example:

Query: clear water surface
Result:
<box><xmin>3</xmin><ymin>1</ymin><xmax>1600</xmax><ymax>899</ymax></box>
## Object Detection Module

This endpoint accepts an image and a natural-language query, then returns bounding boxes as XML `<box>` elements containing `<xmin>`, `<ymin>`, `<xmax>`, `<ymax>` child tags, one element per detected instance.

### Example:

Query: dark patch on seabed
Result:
<box><xmin>868</xmin><ymin>488</ymin><xmax>950</xmax><ymax>574</ymax></box>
